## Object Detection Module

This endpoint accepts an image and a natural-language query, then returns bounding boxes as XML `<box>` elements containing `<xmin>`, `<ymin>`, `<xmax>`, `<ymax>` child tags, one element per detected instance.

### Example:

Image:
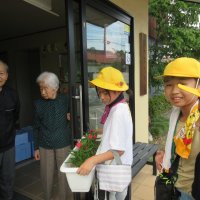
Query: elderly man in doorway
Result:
<box><xmin>0</xmin><ymin>60</ymin><xmax>20</xmax><ymax>200</ymax></box>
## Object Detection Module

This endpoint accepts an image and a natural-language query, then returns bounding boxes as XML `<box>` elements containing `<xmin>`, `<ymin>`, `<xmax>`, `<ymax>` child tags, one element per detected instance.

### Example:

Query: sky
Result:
<box><xmin>86</xmin><ymin>21</ymin><xmax>130</xmax><ymax>52</ymax></box>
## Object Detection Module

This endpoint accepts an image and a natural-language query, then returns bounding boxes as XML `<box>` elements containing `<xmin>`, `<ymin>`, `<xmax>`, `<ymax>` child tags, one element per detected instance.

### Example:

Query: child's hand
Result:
<box><xmin>76</xmin><ymin>157</ymin><xmax>95</xmax><ymax>175</ymax></box>
<box><xmin>34</xmin><ymin>149</ymin><xmax>40</xmax><ymax>160</ymax></box>
<box><xmin>67</xmin><ymin>113</ymin><xmax>70</xmax><ymax>120</ymax></box>
<box><xmin>155</xmin><ymin>150</ymin><xmax>164</xmax><ymax>172</ymax></box>
<box><xmin>96</xmin><ymin>128</ymin><xmax>103</xmax><ymax>135</ymax></box>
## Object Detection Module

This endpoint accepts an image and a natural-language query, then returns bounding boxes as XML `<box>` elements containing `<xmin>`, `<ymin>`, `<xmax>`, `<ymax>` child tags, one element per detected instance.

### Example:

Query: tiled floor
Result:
<box><xmin>14</xmin><ymin>192</ymin><xmax>32</xmax><ymax>200</ymax></box>
<box><xmin>15</xmin><ymin>160</ymin><xmax>156</xmax><ymax>200</ymax></box>
<box><xmin>132</xmin><ymin>165</ymin><xmax>156</xmax><ymax>200</ymax></box>
<box><xmin>15</xmin><ymin>160</ymin><xmax>46</xmax><ymax>200</ymax></box>
<box><xmin>15</xmin><ymin>159</ymin><xmax>73</xmax><ymax>200</ymax></box>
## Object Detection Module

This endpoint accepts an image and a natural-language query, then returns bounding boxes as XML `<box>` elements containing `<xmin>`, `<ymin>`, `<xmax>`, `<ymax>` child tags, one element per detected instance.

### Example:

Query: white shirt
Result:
<box><xmin>98</xmin><ymin>102</ymin><xmax>133</xmax><ymax>165</ymax></box>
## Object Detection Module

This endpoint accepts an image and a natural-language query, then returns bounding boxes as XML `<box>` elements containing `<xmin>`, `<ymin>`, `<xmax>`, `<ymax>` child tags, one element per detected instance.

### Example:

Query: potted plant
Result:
<box><xmin>60</xmin><ymin>130</ymin><xmax>99</xmax><ymax>192</ymax></box>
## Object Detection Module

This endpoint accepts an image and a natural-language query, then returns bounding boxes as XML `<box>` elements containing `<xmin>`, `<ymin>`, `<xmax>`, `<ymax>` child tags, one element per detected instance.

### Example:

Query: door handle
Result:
<box><xmin>71</xmin><ymin>85</ymin><xmax>83</xmax><ymax>138</ymax></box>
<box><xmin>72</xmin><ymin>95</ymin><xmax>80</xmax><ymax>99</ymax></box>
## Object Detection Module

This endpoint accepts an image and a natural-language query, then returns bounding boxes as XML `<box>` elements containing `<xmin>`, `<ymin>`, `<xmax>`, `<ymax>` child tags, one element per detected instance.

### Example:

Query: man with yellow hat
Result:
<box><xmin>155</xmin><ymin>57</ymin><xmax>200</xmax><ymax>200</ymax></box>
<box><xmin>77</xmin><ymin>66</ymin><xmax>133</xmax><ymax>200</ymax></box>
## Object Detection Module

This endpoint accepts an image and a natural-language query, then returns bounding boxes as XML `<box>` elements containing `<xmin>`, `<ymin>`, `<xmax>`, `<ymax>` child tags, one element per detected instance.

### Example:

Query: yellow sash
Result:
<box><xmin>174</xmin><ymin>102</ymin><xmax>200</xmax><ymax>159</ymax></box>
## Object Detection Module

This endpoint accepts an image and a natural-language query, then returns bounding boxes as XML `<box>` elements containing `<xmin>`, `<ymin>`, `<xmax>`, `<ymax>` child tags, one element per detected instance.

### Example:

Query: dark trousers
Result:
<box><xmin>0</xmin><ymin>147</ymin><xmax>15</xmax><ymax>200</ymax></box>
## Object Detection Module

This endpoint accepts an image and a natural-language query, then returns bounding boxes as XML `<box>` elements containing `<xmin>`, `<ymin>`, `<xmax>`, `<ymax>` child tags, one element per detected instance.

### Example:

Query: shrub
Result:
<box><xmin>149</xmin><ymin>94</ymin><xmax>171</xmax><ymax>137</ymax></box>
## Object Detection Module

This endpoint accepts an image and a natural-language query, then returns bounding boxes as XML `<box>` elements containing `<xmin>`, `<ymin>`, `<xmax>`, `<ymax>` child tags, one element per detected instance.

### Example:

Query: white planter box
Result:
<box><xmin>60</xmin><ymin>150</ymin><xmax>95</xmax><ymax>192</ymax></box>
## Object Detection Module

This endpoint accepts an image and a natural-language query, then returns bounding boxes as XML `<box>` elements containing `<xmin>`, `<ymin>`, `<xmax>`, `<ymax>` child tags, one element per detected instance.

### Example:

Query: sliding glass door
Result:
<box><xmin>66</xmin><ymin>0</ymin><xmax>134</xmax><ymax>146</ymax></box>
<box><xmin>86</xmin><ymin>5</ymin><xmax>132</xmax><ymax>131</ymax></box>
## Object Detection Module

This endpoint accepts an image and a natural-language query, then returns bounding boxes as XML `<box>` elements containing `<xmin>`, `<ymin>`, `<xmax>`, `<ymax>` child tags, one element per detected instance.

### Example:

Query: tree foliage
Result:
<box><xmin>149</xmin><ymin>0</ymin><xmax>200</xmax><ymax>92</ymax></box>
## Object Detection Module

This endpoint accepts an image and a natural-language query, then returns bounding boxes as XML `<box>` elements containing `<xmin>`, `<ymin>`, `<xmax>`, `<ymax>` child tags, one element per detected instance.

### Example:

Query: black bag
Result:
<box><xmin>155</xmin><ymin>172</ymin><xmax>179</xmax><ymax>200</ymax></box>
<box><xmin>154</xmin><ymin>155</ymin><xmax>180</xmax><ymax>200</ymax></box>
<box><xmin>192</xmin><ymin>152</ymin><xmax>200</xmax><ymax>200</ymax></box>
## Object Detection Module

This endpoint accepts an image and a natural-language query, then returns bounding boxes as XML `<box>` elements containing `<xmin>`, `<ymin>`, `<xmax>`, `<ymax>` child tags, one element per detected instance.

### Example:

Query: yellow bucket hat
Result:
<box><xmin>159</xmin><ymin>57</ymin><xmax>200</xmax><ymax>78</ymax></box>
<box><xmin>178</xmin><ymin>84</ymin><xmax>200</xmax><ymax>97</ymax></box>
<box><xmin>90</xmin><ymin>66</ymin><xmax>128</xmax><ymax>91</ymax></box>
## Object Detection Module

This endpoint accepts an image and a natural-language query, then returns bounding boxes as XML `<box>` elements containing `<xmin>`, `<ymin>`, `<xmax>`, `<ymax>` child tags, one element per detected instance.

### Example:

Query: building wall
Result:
<box><xmin>111</xmin><ymin>0</ymin><xmax>149</xmax><ymax>142</ymax></box>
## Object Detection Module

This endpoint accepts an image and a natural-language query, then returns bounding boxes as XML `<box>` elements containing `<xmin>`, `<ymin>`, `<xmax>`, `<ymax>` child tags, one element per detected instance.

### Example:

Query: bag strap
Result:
<box><xmin>171</xmin><ymin>154</ymin><xmax>180</xmax><ymax>173</ymax></box>
<box><xmin>170</xmin><ymin>117</ymin><xmax>180</xmax><ymax>176</ymax></box>
<box><xmin>94</xmin><ymin>174</ymin><xmax>99</xmax><ymax>200</ymax></box>
<box><xmin>109</xmin><ymin>149</ymin><xmax>122</xmax><ymax>165</ymax></box>
<box><xmin>170</xmin><ymin>154</ymin><xmax>180</xmax><ymax>176</ymax></box>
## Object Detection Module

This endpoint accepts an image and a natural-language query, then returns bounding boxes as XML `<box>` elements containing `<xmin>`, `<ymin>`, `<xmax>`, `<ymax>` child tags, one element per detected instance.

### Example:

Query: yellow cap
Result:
<box><xmin>157</xmin><ymin>57</ymin><xmax>200</xmax><ymax>78</ymax></box>
<box><xmin>178</xmin><ymin>84</ymin><xmax>200</xmax><ymax>97</ymax></box>
<box><xmin>90</xmin><ymin>66</ymin><xmax>128</xmax><ymax>91</ymax></box>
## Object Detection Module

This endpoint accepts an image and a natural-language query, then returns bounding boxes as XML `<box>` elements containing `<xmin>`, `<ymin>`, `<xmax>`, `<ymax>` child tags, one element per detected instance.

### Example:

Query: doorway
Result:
<box><xmin>0</xmin><ymin>0</ymin><xmax>134</xmax><ymax>147</ymax></box>
<box><xmin>67</xmin><ymin>0</ymin><xmax>134</xmax><ymax>144</ymax></box>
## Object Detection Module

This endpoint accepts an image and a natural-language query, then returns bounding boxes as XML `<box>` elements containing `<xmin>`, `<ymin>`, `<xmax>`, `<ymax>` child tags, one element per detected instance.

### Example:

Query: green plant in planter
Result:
<box><xmin>68</xmin><ymin>130</ymin><xmax>99</xmax><ymax>167</ymax></box>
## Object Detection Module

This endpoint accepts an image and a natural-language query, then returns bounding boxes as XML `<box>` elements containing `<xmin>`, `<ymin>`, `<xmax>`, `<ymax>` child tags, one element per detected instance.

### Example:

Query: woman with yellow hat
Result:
<box><xmin>77</xmin><ymin>66</ymin><xmax>133</xmax><ymax>200</ymax></box>
<box><xmin>155</xmin><ymin>57</ymin><xmax>200</xmax><ymax>200</ymax></box>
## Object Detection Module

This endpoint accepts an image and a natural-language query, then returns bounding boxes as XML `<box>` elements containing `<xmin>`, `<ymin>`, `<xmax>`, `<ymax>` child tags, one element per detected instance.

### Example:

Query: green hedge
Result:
<box><xmin>149</xmin><ymin>94</ymin><xmax>171</xmax><ymax>137</ymax></box>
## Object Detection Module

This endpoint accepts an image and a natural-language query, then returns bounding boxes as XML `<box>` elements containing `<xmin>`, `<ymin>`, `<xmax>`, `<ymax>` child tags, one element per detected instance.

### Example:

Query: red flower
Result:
<box><xmin>76</xmin><ymin>142</ymin><xmax>82</xmax><ymax>148</ymax></box>
<box><xmin>88</xmin><ymin>134</ymin><xmax>93</xmax><ymax>139</ymax></box>
<box><xmin>68</xmin><ymin>130</ymin><xmax>99</xmax><ymax>167</ymax></box>
<box><xmin>93</xmin><ymin>135</ymin><xmax>97</xmax><ymax>139</ymax></box>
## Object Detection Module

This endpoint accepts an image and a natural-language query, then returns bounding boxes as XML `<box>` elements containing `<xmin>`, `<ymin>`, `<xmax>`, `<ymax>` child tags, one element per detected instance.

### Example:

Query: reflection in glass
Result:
<box><xmin>86</xmin><ymin>6</ymin><xmax>130</xmax><ymax>130</ymax></box>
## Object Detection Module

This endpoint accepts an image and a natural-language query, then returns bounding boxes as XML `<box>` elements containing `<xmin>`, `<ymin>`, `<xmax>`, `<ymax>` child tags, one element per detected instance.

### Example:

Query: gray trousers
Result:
<box><xmin>0</xmin><ymin>147</ymin><xmax>15</xmax><ymax>200</ymax></box>
<box><xmin>39</xmin><ymin>146</ymin><xmax>73</xmax><ymax>200</ymax></box>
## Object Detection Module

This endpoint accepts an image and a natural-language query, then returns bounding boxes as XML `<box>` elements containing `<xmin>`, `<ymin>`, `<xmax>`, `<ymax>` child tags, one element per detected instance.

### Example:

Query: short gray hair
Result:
<box><xmin>0</xmin><ymin>60</ymin><xmax>9</xmax><ymax>72</ymax></box>
<box><xmin>36</xmin><ymin>72</ymin><xmax>59</xmax><ymax>90</ymax></box>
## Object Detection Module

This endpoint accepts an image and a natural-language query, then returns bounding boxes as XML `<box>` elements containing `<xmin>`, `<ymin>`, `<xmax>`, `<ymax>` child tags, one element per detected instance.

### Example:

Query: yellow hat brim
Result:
<box><xmin>178</xmin><ymin>84</ymin><xmax>200</xmax><ymax>97</ymax></box>
<box><xmin>154</xmin><ymin>74</ymin><xmax>198</xmax><ymax>80</ymax></box>
<box><xmin>90</xmin><ymin>78</ymin><xmax>128</xmax><ymax>91</ymax></box>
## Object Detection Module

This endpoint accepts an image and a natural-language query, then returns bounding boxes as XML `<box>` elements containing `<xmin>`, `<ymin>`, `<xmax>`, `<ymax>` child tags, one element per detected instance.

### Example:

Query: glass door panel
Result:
<box><xmin>86</xmin><ymin>6</ymin><xmax>131</xmax><ymax>130</ymax></box>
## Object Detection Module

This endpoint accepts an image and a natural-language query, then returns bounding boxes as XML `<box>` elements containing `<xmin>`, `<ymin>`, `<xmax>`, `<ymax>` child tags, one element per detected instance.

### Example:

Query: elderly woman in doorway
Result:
<box><xmin>33</xmin><ymin>71</ymin><xmax>72</xmax><ymax>200</ymax></box>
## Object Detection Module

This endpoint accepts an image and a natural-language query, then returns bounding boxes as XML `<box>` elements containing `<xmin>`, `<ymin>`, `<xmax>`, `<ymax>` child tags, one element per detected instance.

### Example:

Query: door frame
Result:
<box><xmin>66</xmin><ymin>0</ymin><xmax>135</xmax><ymax>144</ymax></box>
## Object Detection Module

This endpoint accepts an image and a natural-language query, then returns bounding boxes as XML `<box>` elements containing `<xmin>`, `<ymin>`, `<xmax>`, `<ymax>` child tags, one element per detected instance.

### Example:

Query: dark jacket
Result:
<box><xmin>33</xmin><ymin>93</ymin><xmax>71</xmax><ymax>150</ymax></box>
<box><xmin>0</xmin><ymin>86</ymin><xmax>20</xmax><ymax>152</ymax></box>
<box><xmin>192</xmin><ymin>152</ymin><xmax>200</xmax><ymax>200</ymax></box>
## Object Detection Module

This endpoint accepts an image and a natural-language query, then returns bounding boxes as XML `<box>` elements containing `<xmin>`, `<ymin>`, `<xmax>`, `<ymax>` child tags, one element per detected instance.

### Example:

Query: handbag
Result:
<box><xmin>96</xmin><ymin>150</ymin><xmax>132</xmax><ymax>192</ymax></box>
<box><xmin>154</xmin><ymin>155</ymin><xmax>180</xmax><ymax>200</ymax></box>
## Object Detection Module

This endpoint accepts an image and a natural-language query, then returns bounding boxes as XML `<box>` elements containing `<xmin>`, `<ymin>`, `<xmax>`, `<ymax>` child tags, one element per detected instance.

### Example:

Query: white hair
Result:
<box><xmin>36</xmin><ymin>72</ymin><xmax>59</xmax><ymax>90</ymax></box>
<box><xmin>0</xmin><ymin>60</ymin><xmax>9</xmax><ymax>72</ymax></box>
